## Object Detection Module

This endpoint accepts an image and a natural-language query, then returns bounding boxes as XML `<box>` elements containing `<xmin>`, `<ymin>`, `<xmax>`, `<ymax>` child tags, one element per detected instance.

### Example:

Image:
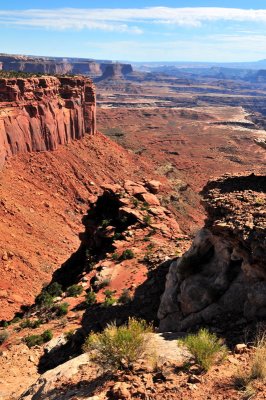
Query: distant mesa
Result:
<box><xmin>0</xmin><ymin>54</ymin><xmax>133</xmax><ymax>81</ymax></box>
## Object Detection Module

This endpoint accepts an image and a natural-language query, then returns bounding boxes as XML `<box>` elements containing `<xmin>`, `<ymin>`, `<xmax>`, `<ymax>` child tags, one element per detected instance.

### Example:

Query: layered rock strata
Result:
<box><xmin>0</xmin><ymin>76</ymin><xmax>96</xmax><ymax>168</ymax></box>
<box><xmin>158</xmin><ymin>174</ymin><xmax>266</xmax><ymax>331</ymax></box>
<box><xmin>0</xmin><ymin>54</ymin><xmax>133</xmax><ymax>79</ymax></box>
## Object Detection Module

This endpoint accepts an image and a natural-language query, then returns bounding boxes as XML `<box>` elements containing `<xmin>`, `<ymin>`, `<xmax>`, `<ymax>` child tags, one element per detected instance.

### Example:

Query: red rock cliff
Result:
<box><xmin>0</xmin><ymin>76</ymin><xmax>96</xmax><ymax>168</ymax></box>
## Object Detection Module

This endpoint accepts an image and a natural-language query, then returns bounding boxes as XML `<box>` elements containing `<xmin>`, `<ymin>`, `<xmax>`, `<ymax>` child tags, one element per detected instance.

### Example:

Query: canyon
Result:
<box><xmin>0</xmin><ymin>62</ymin><xmax>265</xmax><ymax>399</ymax></box>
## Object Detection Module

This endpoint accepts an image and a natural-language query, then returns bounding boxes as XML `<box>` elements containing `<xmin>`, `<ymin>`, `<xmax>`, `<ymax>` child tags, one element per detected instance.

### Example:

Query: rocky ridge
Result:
<box><xmin>158</xmin><ymin>174</ymin><xmax>266</xmax><ymax>337</ymax></box>
<box><xmin>0</xmin><ymin>75</ymin><xmax>96</xmax><ymax>168</ymax></box>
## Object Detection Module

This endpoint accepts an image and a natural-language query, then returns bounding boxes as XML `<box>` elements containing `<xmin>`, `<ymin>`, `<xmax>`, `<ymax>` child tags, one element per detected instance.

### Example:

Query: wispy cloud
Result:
<box><xmin>1</xmin><ymin>7</ymin><xmax>266</xmax><ymax>31</ymax></box>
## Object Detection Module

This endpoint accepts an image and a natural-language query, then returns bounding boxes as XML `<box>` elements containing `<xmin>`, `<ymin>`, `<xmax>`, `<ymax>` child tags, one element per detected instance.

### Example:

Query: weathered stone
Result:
<box><xmin>158</xmin><ymin>174</ymin><xmax>266</xmax><ymax>332</ymax></box>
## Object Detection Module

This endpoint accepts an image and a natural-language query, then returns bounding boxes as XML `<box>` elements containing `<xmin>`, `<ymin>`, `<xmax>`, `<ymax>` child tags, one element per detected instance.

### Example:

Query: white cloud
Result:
<box><xmin>1</xmin><ymin>7</ymin><xmax>266</xmax><ymax>31</ymax></box>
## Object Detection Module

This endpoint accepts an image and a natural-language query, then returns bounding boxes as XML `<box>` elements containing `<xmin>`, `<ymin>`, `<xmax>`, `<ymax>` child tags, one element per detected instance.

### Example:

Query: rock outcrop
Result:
<box><xmin>158</xmin><ymin>174</ymin><xmax>266</xmax><ymax>332</ymax></box>
<box><xmin>0</xmin><ymin>75</ymin><xmax>96</xmax><ymax>168</ymax></box>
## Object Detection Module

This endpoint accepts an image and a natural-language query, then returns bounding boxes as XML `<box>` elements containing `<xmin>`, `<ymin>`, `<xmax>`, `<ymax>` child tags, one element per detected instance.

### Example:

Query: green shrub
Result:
<box><xmin>53</xmin><ymin>302</ymin><xmax>69</xmax><ymax>317</ymax></box>
<box><xmin>143</xmin><ymin>214</ymin><xmax>151</xmax><ymax>225</ymax></box>
<box><xmin>24</xmin><ymin>329</ymin><xmax>53</xmax><ymax>348</ymax></box>
<box><xmin>118</xmin><ymin>289</ymin><xmax>132</xmax><ymax>305</ymax></box>
<box><xmin>35</xmin><ymin>290</ymin><xmax>53</xmax><ymax>307</ymax></box>
<box><xmin>101</xmin><ymin>296</ymin><xmax>116</xmax><ymax>308</ymax></box>
<box><xmin>10</xmin><ymin>316</ymin><xmax>21</xmax><ymax>324</ymax></box>
<box><xmin>111</xmin><ymin>252</ymin><xmax>119</xmax><ymax>261</ymax></box>
<box><xmin>0</xmin><ymin>330</ymin><xmax>8</xmax><ymax>345</ymax></box>
<box><xmin>20</xmin><ymin>319</ymin><xmax>42</xmax><ymax>329</ymax></box>
<box><xmin>98</xmin><ymin>278</ymin><xmax>111</xmax><ymax>289</ymax></box>
<box><xmin>120</xmin><ymin>249</ymin><xmax>135</xmax><ymax>260</ymax></box>
<box><xmin>42</xmin><ymin>330</ymin><xmax>53</xmax><ymax>342</ymax></box>
<box><xmin>179</xmin><ymin>328</ymin><xmax>227</xmax><ymax>371</ymax></box>
<box><xmin>46</xmin><ymin>282</ymin><xmax>63</xmax><ymax>297</ymax></box>
<box><xmin>66</xmin><ymin>284</ymin><xmax>83</xmax><ymax>297</ymax></box>
<box><xmin>85</xmin><ymin>290</ymin><xmax>97</xmax><ymax>306</ymax></box>
<box><xmin>83</xmin><ymin>318</ymin><xmax>153</xmax><ymax>370</ymax></box>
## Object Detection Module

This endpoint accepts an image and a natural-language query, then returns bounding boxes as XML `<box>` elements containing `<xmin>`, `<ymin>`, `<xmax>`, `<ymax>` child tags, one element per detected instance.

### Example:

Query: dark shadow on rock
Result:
<box><xmin>201</xmin><ymin>173</ymin><xmax>266</xmax><ymax>195</ymax></box>
<box><xmin>25</xmin><ymin>375</ymin><xmax>112</xmax><ymax>400</ymax></box>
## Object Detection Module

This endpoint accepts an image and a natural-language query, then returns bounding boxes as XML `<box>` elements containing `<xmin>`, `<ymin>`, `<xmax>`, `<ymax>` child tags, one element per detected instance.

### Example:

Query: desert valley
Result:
<box><xmin>0</xmin><ymin>33</ymin><xmax>265</xmax><ymax>400</ymax></box>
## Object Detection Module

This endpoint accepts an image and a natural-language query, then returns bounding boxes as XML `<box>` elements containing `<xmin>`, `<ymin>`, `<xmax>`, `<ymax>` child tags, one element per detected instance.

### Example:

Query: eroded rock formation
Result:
<box><xmin>0</xmin><ymin>75</ymin><xmax>96</xmax><ymax>168</ymax></box>
<box><xmin>158</xmin><ymin>174</ymin><xmax>266</xmax><ymax>332</ymax></box>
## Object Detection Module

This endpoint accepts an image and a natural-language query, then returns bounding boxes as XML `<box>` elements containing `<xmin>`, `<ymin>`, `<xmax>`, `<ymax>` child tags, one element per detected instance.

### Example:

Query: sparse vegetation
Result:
<box><xmin>98</xmin><ymin>278</ymin><xmax>111</xmax><ymax>289</ymax></box>
<box><xmin>35</xmin><ymin>290</ymin><xmax>54</xmax><ymax>307</ymax></box>
<box><xmin>101</xmin><ymin>289</ymin><xmax>116</xmax><ymax>307</ymax></box>
<box><xmin>120</xmin><ymin>249</ymin><xmax>135</xmax><ymax>260</ymax></box>
<box><xmin>118</xmin><ymin>289</ymin><xmax>132</xmax><ymax>304</ymax></box>
<box><xmin>83</xmin><ymin>318</ymin><xmax>153</xmax><ymax>370</ymax></box>
<box><xmin>53</xmin><ymin>302</ymin><xmax>69</xmax><ymax>317</ymax></box>
<box><xmin>143</xmin><ymin>214</ymin><xmax>151</xmax><ymax>225</ymax></box>
<box><xmin>66</xmin><ymin>284</ymin><xmax>83</xmax><ymax>297</ymax></box>
<box><xmin>46</xmin><ymin>282</ymin><xmax>63</xmax><ymax>297</ymax></box>
<box><xmin>250</xmin><ymin>331</ymin><xmax>266</xmax><ymax>380</ymax></box>
<box><xmin>179</xmin><ymin>328</ymin><xmax>227</xmax><ymax>371</ymax></box>
<box><xmin>85</xmin><ymin>290</ymin><xmax>97</xmax><ymax>306</ymax></box>
<box><xmin>20</xmin><ymin>319</ymin><xmax>42</xmax><ymax>329</ymax></box>
<box><xmin>111</xmin><ymin>252</ymin><xmax>119</xmax><ymax>261</ymax></box>
<box><xmin>24</xmin><ymin>329</ymin><xmax>53</xmax><ymax>348</ymax></box>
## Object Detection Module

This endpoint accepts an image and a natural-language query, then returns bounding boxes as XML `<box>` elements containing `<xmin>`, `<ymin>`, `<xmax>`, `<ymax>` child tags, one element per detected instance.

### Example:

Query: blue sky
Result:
<box><xmin>1</xmin><ymin>1</ymin><xmax>266</xmax><ymax>62</ymax></box>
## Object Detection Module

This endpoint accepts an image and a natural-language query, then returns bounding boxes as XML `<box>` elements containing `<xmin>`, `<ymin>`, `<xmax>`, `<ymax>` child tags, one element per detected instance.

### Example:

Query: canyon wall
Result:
<box><xmin>0</xmin><ymin>75</ymin><xmax>96</xmax><ymax>168</ymax></box>
<box><xmin>0</xmin><ymin>54</ymin><xmax>133</xmax><ymax>79</ymax></box>
<box><xmin>158</xmin><ymin>174</ymin><xmax>266</xmax><ymax>332</ymax></box>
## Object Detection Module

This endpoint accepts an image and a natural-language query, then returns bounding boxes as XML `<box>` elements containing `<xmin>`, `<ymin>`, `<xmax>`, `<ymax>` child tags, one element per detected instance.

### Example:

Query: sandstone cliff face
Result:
<box><xmin>0</xmin><ymin>76</ymin><xmax>96</xmax><ymax>168</ymax></box>
<box><xmin>158</xmin><ymin>174</ymin><xmax>266</xmax><ymax>332</ymax></box>
<box><xmin>0</xmin><ymin>54</ymin><xmax>133</xmax><ymax>80</ymax></box>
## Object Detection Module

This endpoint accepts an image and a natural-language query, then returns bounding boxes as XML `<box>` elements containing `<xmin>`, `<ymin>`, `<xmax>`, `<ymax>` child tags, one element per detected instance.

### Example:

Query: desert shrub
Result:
<box><xmin>10</xmin><ymin>316</ymin><xmax>21</xmax><ymax>324</ymax></box>
<box><xmin>101</xmin><ymin>296</ymin><xmax>116</xmax><ymax>307</ymax></box>
<box><xmin>66</xmin><ymin>284</ymin><xmax>83</xmax><ymax>297</ymax></box>
<box><xmin>140</xmin><ymin>201</ymin><xmax>150</xmax><ymax>211</ymax></box>
<box><xmin>132</xmin><ymin>198</ymin><xmax>139</xmax><ymax>207</ymax></box>
<box><xmin>101</xmin><ymin>290</ymin><xmax>116</xmax><ymax>308</ymax></box>
<box><xmin>20</xmin><ymin>319</ymin><xmax>42</xmax><ymax>329</ymax></box>
<box><xmin>35</xmin><ymin>290</ymin><xmax>53</xmax><ymax>307</ymax></box>
<box><xmin>113</xmin><ymin>233</ymin><xmax>123</xmax><ymax>240</ymax></box>
<box><xmin>118</xmin><ymin>289</ymin><xmax>132</xmax><ymax>305</ymax></box>
<box><xmin>24</xmin><ymin>329</ymin><xmax>53</xmax><ymax>348</ymax></box>
<box><xmin>42</xmin><ymin>329</ymin><xmax>53</xmax><ymax>342</ymax></box>
<box><xmin>53</xmin><ymin>302</ymin><xmax>69</xmax><ymax>317</ymax></box>
<box><xmin>0</xmin><ymin>330</ymin><xmax>8</xmax><ymax>344</ymax></box>
<box><xmin>143</xmin><ymin>214</ymin><xmax>151</xmax><ymax>225</ymax></box>
<box><xmin>83</xmin><ymin>318</ymin><xmax>153</xmax><ymax>370</ymax></box>
<box><xmin>97</xmin><ymin>278</ymin><xmax>111</xmax><ymax>289</ymax></box>
<box><xmin>120</xmin><ymin>249</ymin><xmax>135</xmax><ymax>260</ymax></box>
<box><xmin>85</xmin><ymin>290</ymin><xmax>97</xmax><ymax>306</ymax></box>
<box><xmin>46</xmin><ymin>282</ymin><xmax>63</xmax><ymax>297</ymax></box>
<box><xmin>111</xmin><ymin>252</ymin><xmax>119</xmax><ymax>261</ymax></box>
<box><xmin>180</xmin><ymin>328</ymin><xmax>227</xmax><ymax>371</ymax></box>
<box><xmin>250</xmin><ymin>332</ymin><xmax>266</xmax><ymax>380</ymax></box>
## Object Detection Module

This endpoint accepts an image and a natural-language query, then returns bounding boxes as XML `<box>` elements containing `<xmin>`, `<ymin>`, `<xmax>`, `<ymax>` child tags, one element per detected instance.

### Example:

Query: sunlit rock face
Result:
<box><xmin>0</xmin><ymin>76</ymin><xmax>96</xmax><ymax>168</ymax></box>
